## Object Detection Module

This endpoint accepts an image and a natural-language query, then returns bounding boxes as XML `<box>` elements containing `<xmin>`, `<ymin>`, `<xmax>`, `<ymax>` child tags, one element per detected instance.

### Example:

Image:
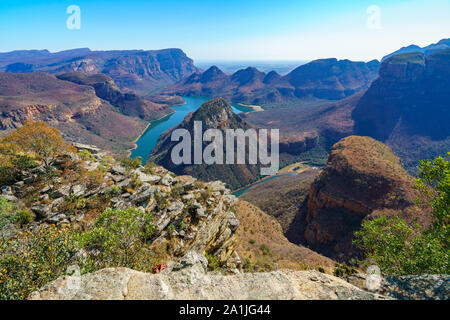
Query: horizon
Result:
<box><xmin>1</xmin><ymin>0</ymin><xmax>450</xmax><ymax>62</ymax></box>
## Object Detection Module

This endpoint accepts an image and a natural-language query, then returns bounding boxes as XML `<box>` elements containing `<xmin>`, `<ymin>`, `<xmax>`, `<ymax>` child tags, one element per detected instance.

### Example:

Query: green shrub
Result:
<box><xmin>0</xmin><ymin>225</ymin><xmax>78</xmax><ymax>300</ymax></box>
<box><xmin>354</xmin><ymin>154</ymin><xmax>449</xmax><ymax>275</ymax></box>
<box><xmin>79</xmin><ymin>207</ymin><xmax>157</xmax><ymax>273</ymax></box>
<box><xmin>204</xmin><ymin>252</ymin><xmax>221</xmax><ymax>271</ymax></box>
<box><xmin>119</xmin><ymin>157</ymin><xmax>142</xmax><ymax>170</ymax></box>
<box><xmin>78</xmin><ymin>149</ymin><xmax>95</xmax><ymax>161</ymax></box>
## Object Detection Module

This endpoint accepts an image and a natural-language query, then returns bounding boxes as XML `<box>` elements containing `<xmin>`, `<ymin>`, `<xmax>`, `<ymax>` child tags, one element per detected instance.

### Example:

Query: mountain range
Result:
<box><xmin>0</xmin><ymin>48</ymin><xmax>200</xmax><ymax>96</ymax></box>
<box><xmin>166</xmin><ymin>58</ymin><xmax>380</xmax><ymax>104</ymax></box>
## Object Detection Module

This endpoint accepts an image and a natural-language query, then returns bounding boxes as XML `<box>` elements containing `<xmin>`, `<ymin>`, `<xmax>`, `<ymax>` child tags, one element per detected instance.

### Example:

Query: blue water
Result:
<box><xmin>131</xmin><ymin>96</ymin><xmax>253</xmax><ymax>161</ymax></box>
<box><xmin>233</xmin><ymin>173</ymin><xmax>298</xmax><ymax>197</ymax></box>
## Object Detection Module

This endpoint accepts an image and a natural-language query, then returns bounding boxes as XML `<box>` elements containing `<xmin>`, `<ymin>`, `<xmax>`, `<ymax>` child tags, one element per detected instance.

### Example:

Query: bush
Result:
<box><xmin>0</xmin><ymin>198</ymin><xmax>34</xmax><ymax>230</ymax></box>
<box><xmin>0</xmin><ymin>225</ymin><xmax>78</xmax><ymax>300</ymax></box>
<box><xmin>119</xmin><ymin>157</ymin><xmax>142</xmax><ymax>170</ymax></box>
<box><xmin>79</xmin><ymin>207</ymin><xmax>157</xmax><ymax>273</ymax></box>
<box><xmin>354</xmin><ymin>154</ymin><xmax>450</xmax><ymax>275</ymax></box>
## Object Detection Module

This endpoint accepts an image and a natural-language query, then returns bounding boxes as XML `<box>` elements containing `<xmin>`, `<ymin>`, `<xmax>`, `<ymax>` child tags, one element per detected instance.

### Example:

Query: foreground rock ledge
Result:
<box><xmin>29</xmin><ymin>251</ymin><xmax>387</xmax><ymax>300</ymax></box>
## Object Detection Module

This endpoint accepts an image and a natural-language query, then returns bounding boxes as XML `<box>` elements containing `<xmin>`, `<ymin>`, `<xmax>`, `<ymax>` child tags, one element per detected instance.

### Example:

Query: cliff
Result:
<box><xmin>287</xmin><ymin>136</ymin><xmax>431</xmax><ymax>261</ymax></box>
<box><xmin>352</xmin><ymin>50</ymin><xmax>450</xmax><ymax>172</ymax></box>
<box><xmin>0</xmin><ymin>48</ymin><xmax>200</xmax><ymax>95</ymax></box>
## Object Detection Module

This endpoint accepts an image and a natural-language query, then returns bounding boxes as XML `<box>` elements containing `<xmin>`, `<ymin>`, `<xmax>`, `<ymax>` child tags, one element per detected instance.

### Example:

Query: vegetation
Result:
<box><xmin>354</xmin><ymin>153</ymin><xmax>449</xmax><ymax>275</ymax></box>
<box><xmin>0</xmin><ymin>207</ymin><xmax>161</xmax><ymax>300</ymax></box>
<box><xmin>3</xmin><ymin>121</ymin><xmax>74</xmax><ymax>170</ymax></box>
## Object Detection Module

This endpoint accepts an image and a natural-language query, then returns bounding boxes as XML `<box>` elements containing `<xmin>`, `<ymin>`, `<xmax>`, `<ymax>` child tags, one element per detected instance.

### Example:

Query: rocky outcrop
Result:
<box><xmin>29</xmin><ymin>251</ymin><xmax>386</xmax><ymax>300</ymax></box>
<box><xmin>166</xmin><ymin>59</ymin><xmax>379</xmax><ymax>104</ymax></box>
<box><xmin>1</xmin><ymin>146</ymin><xmax>240</xmax><ymax>268</ymax></box>
<box><xmin>0</xmin><ymin>48</ymin><xmax>200</xmax><ymax>95</ymax></box>
<box><xmin>287</xmin><ymin>136</ymin><xmax>431</xmax><ymax>261</ymax></box>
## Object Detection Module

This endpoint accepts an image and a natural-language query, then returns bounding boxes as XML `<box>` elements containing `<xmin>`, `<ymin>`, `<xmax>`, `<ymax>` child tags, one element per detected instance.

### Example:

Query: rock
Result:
<box><xmin>195</xmin><ymin>207</ymin><xmax>206</xmax><ymax>218</ymax></box>
<box><xmin>1</xmin><ymin>186</ymin><xmax>12</xmax><ymax>194</ymax></box>
<box><xmin>53</xmin><ymin>185</ymin><xmax>70</xmax><ymax>199</ymax></box>
<box><xmin>131</xmin><ymin>185</ymin><xmax>159</xmax><ymax>204</ymax></box>
<box><xmin>161</xmin><ymin>174</ymin><xmax>176</xmax><ymax>186</ymax></box>
<box><xmin>227</xmin><ymin>213</ymin><xmax>240</xmax><ymax>231</ymax></box>
<box><xmin>209</xmin><ymin>181</ymin><xmax>227</xmax><ymax>193</ymax></box>
<box><xmin>111</xmin><ymin>166</ymin><xmax>126</xmax><ymax>175</ymax></box>
<box><xmin>1</xmin><ymin>195</ymin><xmax>18</xmax><ymax>202</ymax></box>
<box><xmin>111</xmin><ymin>175</ymin><xmax>126</xmax><ymax>183</ymax></box>
<box><xmin>182</xmin><ymin>193</ymin><xmax>196</xmax><ymax>201</ymax></box>
<box><xmin>167</xmin><ymin>200</ymin><xmax>184</xmax><ymax>215</ymax></box>
<box><xmin>29</xmin><ymin>251</ymin><xmax>387</xmax><ymax>300</ymax></box>
<box><xmin>381</xmin><ymin>274</ymin><xmax>450</xmax><ymax>300</ymax></box>
<box><xmin>72</xmin><ymin>185</ymin><xmax>86</xmax><ymax>197</ymax></box>
<box><xmin>177</xmin><ymin>176</ymin><xmax>197</xmax><ymax>188</ymax></box>
<box><xmin>40</xmin><ymin>185</ymin><xmax>52</xmax><ymax>193</ymax></box>
<box><xmin>72</xmin><ymin>143</ymin><xmax>101</xmax><ymax>154</ymax></box>
<box><xmin>31</xmin><ymin>204</ymin><xmax>52</xmax><ymax>219</ymax></box>
<box><xmin>134</xmin><ymin>171</ymin><xmax>161</xmax><ymax>184</ymax></box>
<box><xmin>47</xmin><ymin>213</ymin><xmax>67</xmax><ymax>224</ymax></box>
<box><xmin>14</xmin><ymin>181</ymin><xmax>24</xmax><ymax>187</ymax></box>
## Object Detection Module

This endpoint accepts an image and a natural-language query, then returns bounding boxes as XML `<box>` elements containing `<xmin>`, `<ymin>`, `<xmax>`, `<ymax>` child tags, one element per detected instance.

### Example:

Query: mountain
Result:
<box><xmin>0</xmin><ymin>48</ymin><xmax>200</xmax><ymax>95</ymax></box>
<box><xmin>149</xmin><ymin>97</ymin><xmax>262</xmax><ymax>189</ymax></box>
<box><xmin>56</xmin><ymin>72</ymin><xmax>173</xmax><ymax>121</ymax></box>
<box><xmin>352</xmin><ymin>49</ymin><xmax>450</xmax><ymax>172</ymax></box>
<box><xmin>286</xmin><ymin>136</ymin><xmax>431</xmax><ymax>262</ymax></box>
<box><xmin>382</xmin><ymin>38</ymin><xmax>450</xmax><ymax>61</ymax></box>
<box><xmin>0</xmin><ymin>72</ymin><xmax>151</xmax><ymax>153</ymax></box>
<box><xmin>166</xmin><ymin>59</ymin><xmax>380</xmax><ymax>104</ymax></box>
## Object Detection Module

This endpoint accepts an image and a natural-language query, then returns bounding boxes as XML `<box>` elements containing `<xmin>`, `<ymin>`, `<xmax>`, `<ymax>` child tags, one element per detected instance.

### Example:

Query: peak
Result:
<box><xmin>328</xmin><ymin>136</ymin><xmax>406</xmax><ymax>178</ymax></box>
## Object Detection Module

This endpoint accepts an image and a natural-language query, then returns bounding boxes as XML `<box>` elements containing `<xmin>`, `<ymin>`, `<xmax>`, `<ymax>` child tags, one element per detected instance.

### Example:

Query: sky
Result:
<box><xmin>0</xmin><ymin>0</ymin><xmax>449</xmax><ymax>62</ymax></box>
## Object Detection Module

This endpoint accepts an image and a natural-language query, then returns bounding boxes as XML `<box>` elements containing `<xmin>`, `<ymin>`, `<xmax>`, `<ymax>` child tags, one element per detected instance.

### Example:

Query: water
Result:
<box><xmin>131</xmin><ymin>96</ymin><xmax>253</xmax><ymax>161</ymax></box>
<box><xmin>233</xmin><ymin>173</ymin><xmax>298</xmax><ymax>197</ymax></box>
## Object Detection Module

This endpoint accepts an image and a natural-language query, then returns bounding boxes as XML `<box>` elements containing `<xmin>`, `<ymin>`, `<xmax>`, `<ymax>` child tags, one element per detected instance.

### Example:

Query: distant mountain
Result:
<box><xmin>382</xmin><ymin>38</ymin><xmax>450</xmax><ymax>61</ymax></box>
<box><xmin>57</xmin><ymin>72</ymin><xmax>173</xmax><ymax>121</ymax></box>
<box><xmin>166</xmin><ymin>59</ymin><xmax>379</xmax><ymax>104</ymax></box>
<box><xmin>149</xmin><ymin>98</ymin><xmax>262</xmax><ymax>189</ymax></box>
<box><xmin>0</xmin><ymin>72</ymin><xmax>153</xmax><ymax>154</ymax></box>
<box><xmin>0</xmin><ymin>48</ymin><xmax>200</xmax><ymax>95</ymax></box>
<box><xmin>352</xmin><ymin>49</ymin><xmax>450</xmax><ymax>172</ymax></box>
<box><xmin>286</xmin><ymin>136</ymin><xmax>431</xmax><ymax>262</ymax></box>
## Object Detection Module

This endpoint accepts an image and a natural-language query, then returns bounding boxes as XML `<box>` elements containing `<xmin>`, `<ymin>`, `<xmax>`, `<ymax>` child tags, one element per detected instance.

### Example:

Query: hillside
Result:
<box><xmin>239</xmin><ymin>168</ymin><xmax>319</xmax><ymax>232</ymax></box>
<box><xmin>0</xmin><ymin>72</ymin><xmax>148</xmax><ymax>153</ymax></box>
<box><xmin>0</xmin><ymin>48</ymin><xmax>199</xmax><ymax>96</ymax></box>
<box><xmin>57</xmin><ymin>72</ymin><xmax>173</xmax><ymax>121</ymax></box>
<box><xmin>166</xmin><ymin>59</ymin><xmax>379</xmax><ymax>104</ymax></box>
<box><xmin>149</xmin><ymin>97</ymin><xmax>263</xmax><ymax>190</ymax></box>
<box><xmin>234</xmin><ymin>201</ymin><xmax>334</xmax><ymax>272</ymax></box>
<box><xmin>286</xmin><ymin>136</ymin><xmax>431</xmax><ymax>262</ymax></box>
<box><xmin>352</xmin><ymin>49</ymin><xmax>450</xmax><ymax>172</ymax></box>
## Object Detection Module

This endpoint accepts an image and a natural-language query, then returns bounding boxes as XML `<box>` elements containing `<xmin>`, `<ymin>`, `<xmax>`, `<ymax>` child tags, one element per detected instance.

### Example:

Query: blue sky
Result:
<box><xmin>0</xmin><ymin>0</ymin><xmax>449</xmax><ymax>61</ymax></box>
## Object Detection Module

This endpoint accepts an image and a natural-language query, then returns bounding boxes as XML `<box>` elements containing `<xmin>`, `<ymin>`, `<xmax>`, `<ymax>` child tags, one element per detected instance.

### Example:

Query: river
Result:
<box><xmin>130</xmin><ymin>96</ymin><xmax>253</xmax><ymax>161</ymax></box>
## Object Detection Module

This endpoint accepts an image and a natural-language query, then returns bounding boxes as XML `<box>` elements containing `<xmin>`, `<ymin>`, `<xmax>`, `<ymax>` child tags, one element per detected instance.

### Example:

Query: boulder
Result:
<box><xmin>29</xmin><ymin>251</ymin><xmax>387</xmax><ymax>300</ymax></box>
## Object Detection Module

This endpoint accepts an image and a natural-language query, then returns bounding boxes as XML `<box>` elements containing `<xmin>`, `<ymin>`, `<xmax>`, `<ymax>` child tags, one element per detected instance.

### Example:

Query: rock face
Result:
<box><xmin>287</xmin><ymin>136</ymin><xmax>431</xmax><ymax>261</ymax></box>
<box><xmin>29</xmin><ymin>251</ymin><xmax>385</xmax><ymax>300</ymax></box>
<box><xmin>0</xmin><ymin>48</ymin><xmax>199</xmax><ymax>95</ymax></box>
<box><xmin>149</xmin><ymin>98</ymin><xmax>262</xmax><ymax>190</ymax></box>
<box><xmin>352</xmin><ymin>49</ymin><xmax>450</xmax><ymax>172</ymax></box>
<box><xmin>57</xmin><ymin>72</ymin><xmax>173</xmax><ymax>121</ymax></box>
<box><xmin>166</xmin><ymin>59</ymin><xmax>379</xmax><ymax>104</ymax></box>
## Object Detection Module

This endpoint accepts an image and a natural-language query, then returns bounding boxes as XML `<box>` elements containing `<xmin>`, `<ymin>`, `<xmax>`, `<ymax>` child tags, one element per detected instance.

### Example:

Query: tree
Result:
<box><xmin>3</xmin><ymin>121</ymin><xmax>73</xmax><ymax>169</ymax></box>
<box><xmin>354</xmin><ymin>154</ymin><xmax>449</xmax><ymax>275</ymax></box>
